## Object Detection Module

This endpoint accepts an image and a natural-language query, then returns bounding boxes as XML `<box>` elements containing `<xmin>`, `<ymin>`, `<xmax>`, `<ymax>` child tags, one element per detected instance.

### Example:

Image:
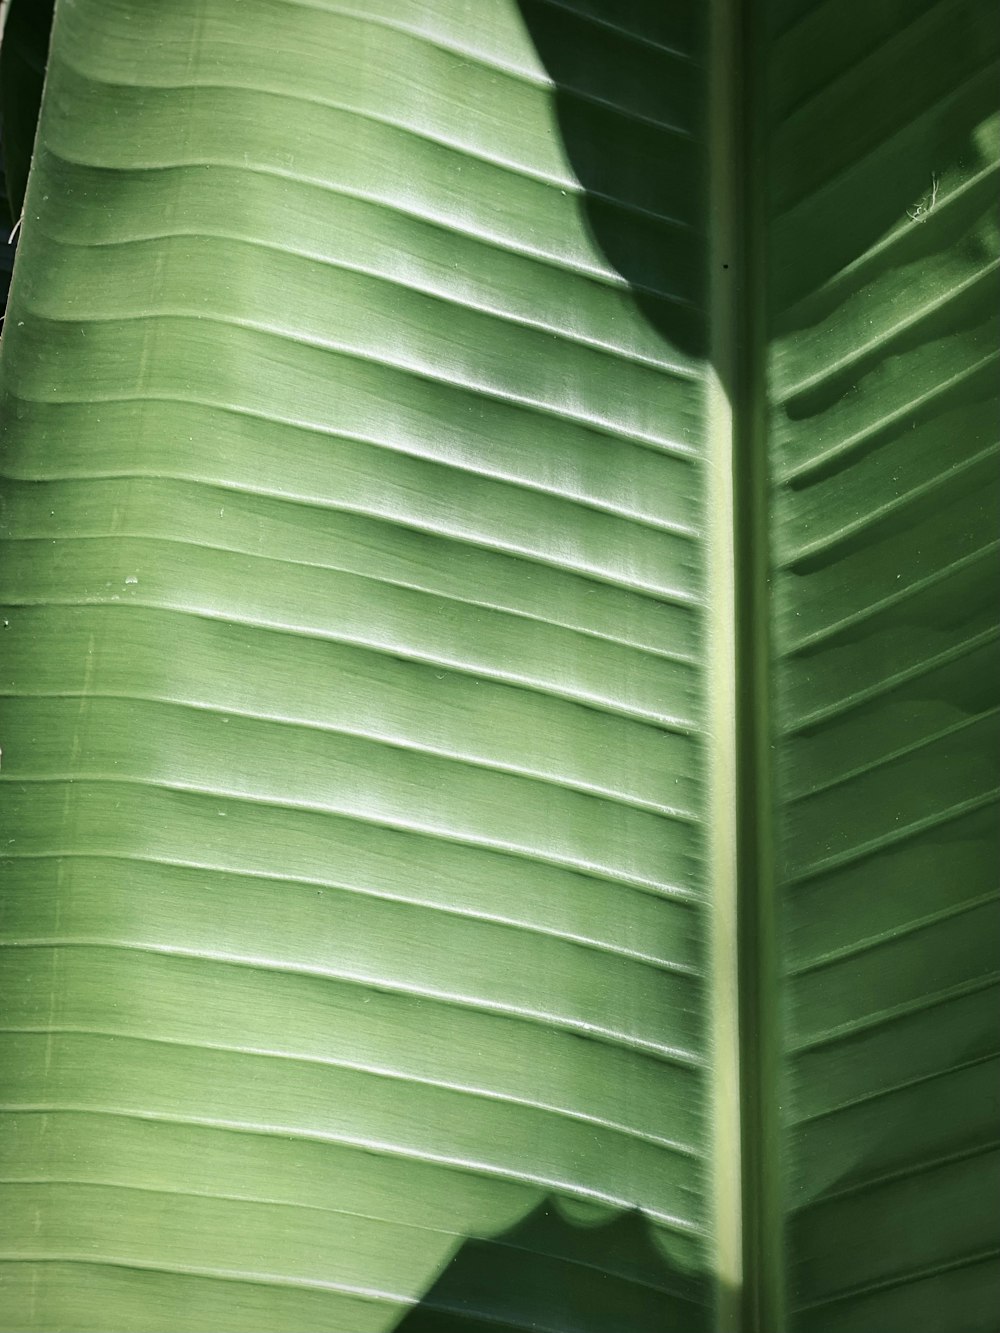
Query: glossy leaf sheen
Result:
<box><xmin>0</xmin><ymin>2</ymin><xmax>997</xmax><ymax>1331</ymax></box>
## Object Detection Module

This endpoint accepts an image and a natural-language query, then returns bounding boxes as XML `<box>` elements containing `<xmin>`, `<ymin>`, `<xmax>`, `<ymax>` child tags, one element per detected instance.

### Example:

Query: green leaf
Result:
<box><xmin>0</xmin><ymin>2</ymin><xmax>997</xmax><ymax>1331</ymax></box>
<box><xmin>762</xmin><ymin>4</ymin><xmax>1000</xmax><ymax>1326</ymax></box>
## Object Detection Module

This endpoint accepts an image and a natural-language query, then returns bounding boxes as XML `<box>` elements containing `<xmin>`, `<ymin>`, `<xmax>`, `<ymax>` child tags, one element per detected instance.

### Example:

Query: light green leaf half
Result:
<box><xmin>0</xmin><ymin>2</ymin><xmax>997</xmax><ymax>1331</ymax></box>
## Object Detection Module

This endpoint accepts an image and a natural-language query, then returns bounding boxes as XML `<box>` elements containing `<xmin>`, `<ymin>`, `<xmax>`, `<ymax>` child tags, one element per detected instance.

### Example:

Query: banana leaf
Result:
<box><xmin>0</xmin><ymin>1</ymin><xmax>997</xmax><ymax>1330</ymax></box>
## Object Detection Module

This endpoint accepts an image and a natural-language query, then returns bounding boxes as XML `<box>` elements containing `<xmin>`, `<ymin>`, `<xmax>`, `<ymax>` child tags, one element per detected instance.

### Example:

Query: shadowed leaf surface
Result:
<box><xmin>393</xmin><ymin>1198</ymin><xmax>711</xmax><ymax>1333</ymax></box>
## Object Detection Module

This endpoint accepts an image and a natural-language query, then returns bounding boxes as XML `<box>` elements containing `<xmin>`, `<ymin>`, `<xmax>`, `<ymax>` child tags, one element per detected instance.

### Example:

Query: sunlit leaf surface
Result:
<box><xmin>0</xmin><ymin>1</ymin><xmax>997</xmax><ymax>1330</ymax></box>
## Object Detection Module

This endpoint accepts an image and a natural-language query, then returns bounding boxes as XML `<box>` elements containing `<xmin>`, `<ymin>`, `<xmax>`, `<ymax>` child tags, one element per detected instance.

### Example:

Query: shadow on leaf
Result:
<box><xmin>391</xmin><ymin>1196</ymin><xmax>713</xmax><ymax>1333</ymax></box>
<box><xmin>513</xmin><ymin>1</ymin><xmax>709</xmax><ymax>362</ymax></box>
